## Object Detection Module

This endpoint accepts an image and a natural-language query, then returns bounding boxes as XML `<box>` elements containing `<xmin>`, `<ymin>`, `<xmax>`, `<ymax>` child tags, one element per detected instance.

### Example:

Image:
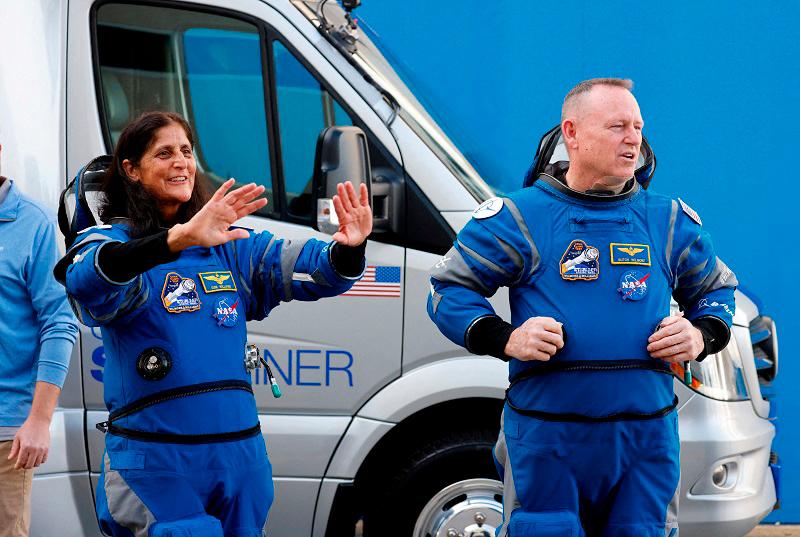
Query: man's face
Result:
<box><xmin>568</xmin><ymin>85</ymin><xmax>643</xmax><ymax>182</ymax></box>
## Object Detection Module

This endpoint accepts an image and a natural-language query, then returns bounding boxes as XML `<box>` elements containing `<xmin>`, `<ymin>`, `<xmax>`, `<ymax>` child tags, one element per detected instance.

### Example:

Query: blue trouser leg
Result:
<box><xmin>96</xmin><ymin>434</ymin><xmax>274</xmax><ymax>537</ymax></box>
<box><xmin>499</xmin><ymin>406</ymin><xmax>680</xmax><ymax>537</ymax></box>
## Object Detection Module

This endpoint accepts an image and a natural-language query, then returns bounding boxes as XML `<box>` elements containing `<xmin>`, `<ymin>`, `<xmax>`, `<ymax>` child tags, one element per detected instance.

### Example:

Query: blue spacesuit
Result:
<box><xmin>61</xmin><ymin>224</ymin><xmax>360</xmax><ymax>536</ymax></box>
<box><xmin>427</xmin><ymin>173</ymin><xmax>736</xmax><ymax>536</ymax></box>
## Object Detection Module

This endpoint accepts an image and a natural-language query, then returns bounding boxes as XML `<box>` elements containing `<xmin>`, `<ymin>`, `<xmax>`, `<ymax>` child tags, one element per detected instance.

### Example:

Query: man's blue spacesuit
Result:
<box><xmin>61</xmin><ymin>224</ymin><xmax>360</xmax><ymax>536</ymax></box>
<box><xmin>427</xmin><ymin>172</ymin><xmax>737</xmax><ymax>536</ymax></box>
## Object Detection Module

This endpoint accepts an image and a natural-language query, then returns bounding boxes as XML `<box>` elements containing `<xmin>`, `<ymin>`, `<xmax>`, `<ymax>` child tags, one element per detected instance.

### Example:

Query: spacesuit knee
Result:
<box><xmin>507</xmin><ymin>509</ymin><xmax>583</xmax><ymax>537</ymax></box>
<box><xmin>150</xmin><ymin>514</ymin><xmax>225</xmax><ymax>537</ymax></box>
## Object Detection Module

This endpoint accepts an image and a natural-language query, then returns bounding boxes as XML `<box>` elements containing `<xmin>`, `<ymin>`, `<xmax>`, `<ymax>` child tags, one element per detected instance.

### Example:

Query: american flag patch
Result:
<box><xmin>342</xmin><ymin>265</ymin><xmax>402</xmax><ymax>298</ymax></box>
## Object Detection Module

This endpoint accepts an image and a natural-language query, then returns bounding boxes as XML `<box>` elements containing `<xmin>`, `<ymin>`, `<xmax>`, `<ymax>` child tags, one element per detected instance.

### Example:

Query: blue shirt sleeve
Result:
<box><xmin>27</xmin><ymin>215</ymin><xmax>78</xmax><ymax>388</ymax></box>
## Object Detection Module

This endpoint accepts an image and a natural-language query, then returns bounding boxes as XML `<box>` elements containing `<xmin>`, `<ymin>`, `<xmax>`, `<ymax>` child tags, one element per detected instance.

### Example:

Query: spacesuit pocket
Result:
<box><xmin>508</xmin><ymin>509</ymin><xmax>581</xmax><ymax>536</ymax></box>
<box><xmin>108</xmin><ymin>450</ymin><xmax>146</xmax><ymax>470</ymax></box>
<box><xmin>151</xmin><ymin>514</ymin><xmax>224</xmax><ymax>536</ymax></box>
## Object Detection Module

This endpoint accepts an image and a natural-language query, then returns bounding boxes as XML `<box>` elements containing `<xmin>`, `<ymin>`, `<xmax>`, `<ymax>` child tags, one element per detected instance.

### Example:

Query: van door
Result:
<box><xmin>68</xmin><ymin>0</ymin><xmax>404</xmax><ymax>534</ymax></box>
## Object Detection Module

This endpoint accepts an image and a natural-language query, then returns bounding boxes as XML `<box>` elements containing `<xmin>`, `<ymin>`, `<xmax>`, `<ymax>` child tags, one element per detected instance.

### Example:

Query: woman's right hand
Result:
<box><xmin>168</xmin><ymin>179</ymin><xmax>267</xmax><ymax>252</ymax></box>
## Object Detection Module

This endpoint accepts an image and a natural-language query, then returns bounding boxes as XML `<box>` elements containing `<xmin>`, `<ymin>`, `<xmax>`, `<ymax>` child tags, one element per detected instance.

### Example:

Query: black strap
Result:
<box><xmin>96</xmin><ymin>380</ymin><xmax>259</xmax><ymax>444</ymax></box>
<box><xmin>105</xmin><ymin>423</ymin><xmax>262</xmax><ymax>444</ymax></box>
<box><xmin>506</xmin><ymin>359</ymin><xmax>678</xmax><ymax>422</ymax></box>
<box><xmin>508</xmin><ymin>359</ymin><xmax>673</xmax><ymax>390</ymax></box>
<box><xmin>506</xmin><ymin>394</ymin><xmax>679</xmax><ymax>423</ymax></box>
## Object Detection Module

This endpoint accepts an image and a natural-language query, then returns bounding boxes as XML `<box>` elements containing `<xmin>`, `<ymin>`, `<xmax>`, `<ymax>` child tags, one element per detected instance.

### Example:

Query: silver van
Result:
<box><xmin>0</xmin><ymin>0</ymin><xmax>779</xmax><ymax>535</ymax></box>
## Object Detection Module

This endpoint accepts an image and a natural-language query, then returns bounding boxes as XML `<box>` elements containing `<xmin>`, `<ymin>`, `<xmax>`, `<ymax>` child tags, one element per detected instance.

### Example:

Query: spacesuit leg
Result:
<box><xmin>496</xmin><ymin>407</ymin><xmax>585</xmax><ymax>537</ymax></box>
<box><xmin>96</xmin><ymin>450</ymin><xmax>222</xmax><ymax>537</ymax></box>
<box><xmin>603</xmin><ymin>413</ymin><xmax>680</xmax><ymax>537</ymax></box>
<box><xmin>202</xmin><ymin>435</ymin><xmax>274</xmax><ymax>537</ymax></box>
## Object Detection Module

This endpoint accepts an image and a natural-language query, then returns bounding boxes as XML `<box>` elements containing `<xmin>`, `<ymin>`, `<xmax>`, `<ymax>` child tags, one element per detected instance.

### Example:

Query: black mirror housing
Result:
<box><xmin>312</xmin><ymin>126</ymin><xmax>372</xmax><ymax>233</ymax></box>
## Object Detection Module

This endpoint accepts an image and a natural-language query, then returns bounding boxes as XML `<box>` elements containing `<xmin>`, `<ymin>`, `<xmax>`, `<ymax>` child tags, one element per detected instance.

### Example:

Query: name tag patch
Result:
<box><xmin>199</xmin><ymin>271</ymin><xmax>237</xmax><ymax>293</ymax></box>
<box><xmin>161</xmin><ymin>272</ymin><xmax>201</xmax><ymax>313</ymax></box>
<box><xmin>610</xmin><ymin>243</ymin><xmax>651</xmax><ymax>266</ymax></box>
<box><xmin>560</xmin><ymin>239</ymin><xmax>600</xmax><ymax>281</ymax></box>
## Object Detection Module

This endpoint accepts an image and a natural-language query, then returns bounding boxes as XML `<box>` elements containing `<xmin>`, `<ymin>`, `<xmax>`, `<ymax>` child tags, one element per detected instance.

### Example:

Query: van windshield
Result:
<box><xmin>292</xmin><ymin>1</ymin><xmax>494</xmax><ymax>202</ymax></box>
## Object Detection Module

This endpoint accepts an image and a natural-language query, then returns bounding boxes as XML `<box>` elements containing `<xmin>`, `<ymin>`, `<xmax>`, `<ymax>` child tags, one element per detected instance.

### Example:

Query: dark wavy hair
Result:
<box><xmin>100</xmin><ymin>111</ymin><xmax>210</xmax><ymax>238</ymax></box>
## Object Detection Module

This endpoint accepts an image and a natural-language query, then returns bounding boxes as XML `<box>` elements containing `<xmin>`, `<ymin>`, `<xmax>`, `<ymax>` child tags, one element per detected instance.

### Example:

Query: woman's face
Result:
<box><xmin>123</xmin><ymin>123</ymin><xmax>196</xmax><ymax>221</ymax></box>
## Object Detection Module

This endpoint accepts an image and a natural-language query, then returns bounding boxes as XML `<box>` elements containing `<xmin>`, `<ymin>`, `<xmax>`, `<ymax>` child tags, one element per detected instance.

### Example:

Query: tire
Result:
<box><xmin>361</xmin><ymin>428</ymin><xmax>503</xmax><ymax>537</ymax></box>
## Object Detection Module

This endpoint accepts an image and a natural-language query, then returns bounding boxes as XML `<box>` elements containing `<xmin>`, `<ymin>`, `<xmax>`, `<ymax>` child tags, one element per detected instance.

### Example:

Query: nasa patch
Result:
<box><xmin>560</xmin><ymin>239</ymin><xmax>600</xmax><ymax>281</ymax></box>
<box><xmin>161</xmin><ymin>272</ymin><xmax>201</xmax><ymax>313</ymax></box>
<box><xmin>472</xmin><ymin>197</ymin><xmax>504</xmax><ymax>220</ymax></box>
<box><xmin>213</xmin><ymin>296</ymin><xmax>240</xmax><ymax>327</ymax></box>
<box><xmin>618</xmin><ymin>270</ymin><xmax>650</xmax><ymax>301</ymax></box>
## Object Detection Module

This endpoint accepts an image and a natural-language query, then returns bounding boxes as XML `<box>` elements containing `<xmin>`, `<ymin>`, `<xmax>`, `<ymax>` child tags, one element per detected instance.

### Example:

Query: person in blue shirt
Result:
<box><xmin>427</xmin><ymin>79</ymin><xmax>736</xmax><ymax>536</ymax></box>
<box><xmin>55</xmin><ymin>112</ymin><xmax>372</xmax><ymax>537</ymax></box>
<box><xmin>0</xmin><ymin>143</ymin><xmax>79</xmax><ymax>537</ymax></box>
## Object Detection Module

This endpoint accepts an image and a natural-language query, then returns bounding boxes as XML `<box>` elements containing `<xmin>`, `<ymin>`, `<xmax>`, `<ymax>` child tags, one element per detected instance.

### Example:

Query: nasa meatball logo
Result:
<box><xmin>618</xmin><ymin>270</ymin><xmax>650</xmax><ymax>301</ymax></box>
<box><xmin>161</xmin><ymin>272</ymin><xmax>201</xmax><ymax>313</ymax></box>
<box><xmin>472</xmin><ymin>197</ymin><xmax>504</xmax><ymax>219</ymax></box>
<box><xmin>213</xmin><ymin>297</ymin><xmax>239</xmax><ymax>327</ymax></box>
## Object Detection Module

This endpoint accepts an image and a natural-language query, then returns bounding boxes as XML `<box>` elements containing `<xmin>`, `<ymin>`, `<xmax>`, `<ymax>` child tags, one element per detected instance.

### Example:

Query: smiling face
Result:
<box><xmin>122</xmin><ymin>122</ymin><xmax>196</xmax><ymax>222</ymax></box>
<box><xmin>562</xmin><ymin>84</ymin><xmax>643</xmax><ymax>190</ymax></box>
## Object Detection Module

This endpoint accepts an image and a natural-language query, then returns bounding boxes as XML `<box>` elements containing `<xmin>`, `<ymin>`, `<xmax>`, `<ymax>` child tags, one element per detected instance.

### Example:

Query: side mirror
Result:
<box><xmin>312</xmin><ymin>126</ymin><xmax>372</xmax><ymax>234</ymax></box>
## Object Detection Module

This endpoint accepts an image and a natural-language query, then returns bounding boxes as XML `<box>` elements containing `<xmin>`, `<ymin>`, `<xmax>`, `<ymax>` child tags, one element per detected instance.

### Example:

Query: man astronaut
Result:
<box><xmin>427</xmin><ymin>78</ymin><xmax>736</xmax><ymax>536</ymax></box>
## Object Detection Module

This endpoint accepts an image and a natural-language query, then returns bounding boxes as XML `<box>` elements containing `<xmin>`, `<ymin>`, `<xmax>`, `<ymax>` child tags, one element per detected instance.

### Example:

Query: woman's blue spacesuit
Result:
<box><xmin>62</xmin><ymin>223</ymin><xmax>360</xmax><ymax>536</ymax></box>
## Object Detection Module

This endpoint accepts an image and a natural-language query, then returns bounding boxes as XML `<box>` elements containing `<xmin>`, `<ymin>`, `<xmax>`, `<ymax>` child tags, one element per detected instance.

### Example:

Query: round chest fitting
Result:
<box><xmin>136</xmin><ymin>347</ymin><xmax>172</xmax><ymax>381</ymax></box>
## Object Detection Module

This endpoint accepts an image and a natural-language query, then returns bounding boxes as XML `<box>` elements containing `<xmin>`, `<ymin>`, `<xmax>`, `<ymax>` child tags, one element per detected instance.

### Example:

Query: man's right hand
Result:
<box><xmin>504</xmin><ymin>317</ymin><xmax>564</xmax><ymax>361</ymax></box>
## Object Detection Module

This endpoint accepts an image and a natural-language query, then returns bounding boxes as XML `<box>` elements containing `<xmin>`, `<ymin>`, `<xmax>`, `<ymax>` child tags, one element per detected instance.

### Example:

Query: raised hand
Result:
<box><xmin>168</xmin><ymin>179</ymin><xmax>268</xmax><ymax>251</ymax></box>
<box><xmin>331</xmin><ymin>181</ymin><xmax>372</xmax><ymax>246</ymax></box>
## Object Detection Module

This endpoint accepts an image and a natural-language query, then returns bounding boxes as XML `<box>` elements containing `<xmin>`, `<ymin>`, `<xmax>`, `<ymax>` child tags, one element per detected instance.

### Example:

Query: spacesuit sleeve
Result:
<box><xmin>669</xmin><ymin>199</ymin><xmax>738</xmax><ymax>339</ymax></box>
<box><xmin>58</xmin><ymin>227</ymin><xmax>148</xmax><ymax>327</ymax></box>
<box><xmin>241</xmin><ymin>230</ymin><xmax>363</xmax><ymax>321</ymax></box>
<box><xmin>427</xmin><ymin>197</ymin><xmax>539</xmax><ymax>350</ymax></box>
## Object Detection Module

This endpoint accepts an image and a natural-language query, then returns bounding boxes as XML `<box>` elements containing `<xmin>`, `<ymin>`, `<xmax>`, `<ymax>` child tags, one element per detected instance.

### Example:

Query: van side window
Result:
<box><xmin>272</xmin><ymin>40</ymin><xmax>353</xmax><ymax>219</ymax></box>
<box><xmin>95</xmin><ymin>4</ymin><xmax>274</xmax><ymax>207</ymax></box>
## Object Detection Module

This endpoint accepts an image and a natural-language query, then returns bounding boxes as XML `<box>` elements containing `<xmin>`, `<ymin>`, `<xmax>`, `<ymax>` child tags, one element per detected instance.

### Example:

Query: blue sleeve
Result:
<box><xmin>27</xmin><ymin>216</ymin><xmax>79</xmax><ymax>388</ymax></box>
<box><xmin>669</xmin><ymin>201</ymin><xmax>737</xmax><ymax>328</ymax></box>
<box><xmin>235</xmin><ymin>231</ymin><xmax>362</xmax><ymax>321</ymax></box>
<box><xmin>427</xmin><ymin>197</ymin><xmax>539</xmax><ymax>349</ymax></box>
<box><xmin>62</xmin><ymin>227</ymin><xmax>148</xmax><ymax>327</ymax></box>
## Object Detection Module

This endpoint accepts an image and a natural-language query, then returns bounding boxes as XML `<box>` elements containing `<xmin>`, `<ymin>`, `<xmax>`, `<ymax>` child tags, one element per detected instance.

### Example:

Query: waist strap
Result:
<box><xmin>506</xmin><ymin>359</ymin><xmax>677</xmax><ymax>422</ymax></box>
<box><xmin>96</xmin><ymin>380</ymin><xmax>260</xmax><ymax>444</ymax></box>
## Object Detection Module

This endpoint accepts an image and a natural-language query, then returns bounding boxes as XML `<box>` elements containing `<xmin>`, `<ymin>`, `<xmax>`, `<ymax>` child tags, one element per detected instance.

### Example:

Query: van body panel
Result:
<box><xmin>29</xmin><ymin>474</ymin><xmax>102</xmax><ymax>537</ymax></box>
<box><xmin>325</xmin><ymin>417</ymin><xmax>393</xmax><ymax>478</ymax></box>
<box><xmin>357</xmin><ymin>357</ymin><xmax>508</xmax><ymax>423</ymax></box>
<box><xmin>260</xmin><ymin>414</ymin><xmax>350</xmax><ymax>477</ymax></box>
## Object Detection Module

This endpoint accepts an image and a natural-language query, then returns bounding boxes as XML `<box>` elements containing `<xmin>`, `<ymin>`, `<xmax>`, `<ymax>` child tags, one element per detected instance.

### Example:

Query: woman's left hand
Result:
<box><xmin>332</xmin><ymin>181</ymin><xmax>372</xmax><ymax>246</ymax></box>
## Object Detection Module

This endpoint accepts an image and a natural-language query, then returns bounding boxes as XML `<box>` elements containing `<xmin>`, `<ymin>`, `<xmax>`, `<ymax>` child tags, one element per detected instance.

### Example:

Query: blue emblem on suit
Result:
<box><xmin>213</xmin><ymin>297</ymin><xmax>239</xmax><ymax>327</ymax></box>
<box><xmin>618</xmin><ymin>270</ymin><xmax>650</xmax><ymax>301</ymax></box>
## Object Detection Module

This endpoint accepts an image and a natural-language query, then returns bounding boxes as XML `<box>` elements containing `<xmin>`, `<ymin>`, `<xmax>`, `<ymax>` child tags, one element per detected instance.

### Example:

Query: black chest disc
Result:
<box><xmin>136</xmin><ymin>347</ymin><xmax>172</xmax><ymax>381</ymax></box>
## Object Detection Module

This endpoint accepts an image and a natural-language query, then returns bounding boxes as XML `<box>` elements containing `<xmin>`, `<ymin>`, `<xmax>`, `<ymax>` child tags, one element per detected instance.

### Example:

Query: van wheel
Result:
<box><xmin>361</xmin><ymin>429</ymin><xmax>503</xmax><ymax>537</ymax></box>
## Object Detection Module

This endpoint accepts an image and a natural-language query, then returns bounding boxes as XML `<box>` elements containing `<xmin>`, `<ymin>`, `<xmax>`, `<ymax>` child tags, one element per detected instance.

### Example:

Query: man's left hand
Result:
<box><xmin>8</xmin><ymin>416</ymin><xmax>51</xmax><ymax>470</ymax></box>
<box><xmin>647</xmin><ymin>312</ymin><xmax>704</xmax><ymax>363</ymax></box>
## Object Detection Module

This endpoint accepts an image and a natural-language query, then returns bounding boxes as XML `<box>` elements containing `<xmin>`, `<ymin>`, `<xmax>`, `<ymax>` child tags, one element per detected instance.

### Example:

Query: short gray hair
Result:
<box><xmin>562</xmin><ymin>78</ymin><xmax>634</xmax><ymax>121</ymax></box>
